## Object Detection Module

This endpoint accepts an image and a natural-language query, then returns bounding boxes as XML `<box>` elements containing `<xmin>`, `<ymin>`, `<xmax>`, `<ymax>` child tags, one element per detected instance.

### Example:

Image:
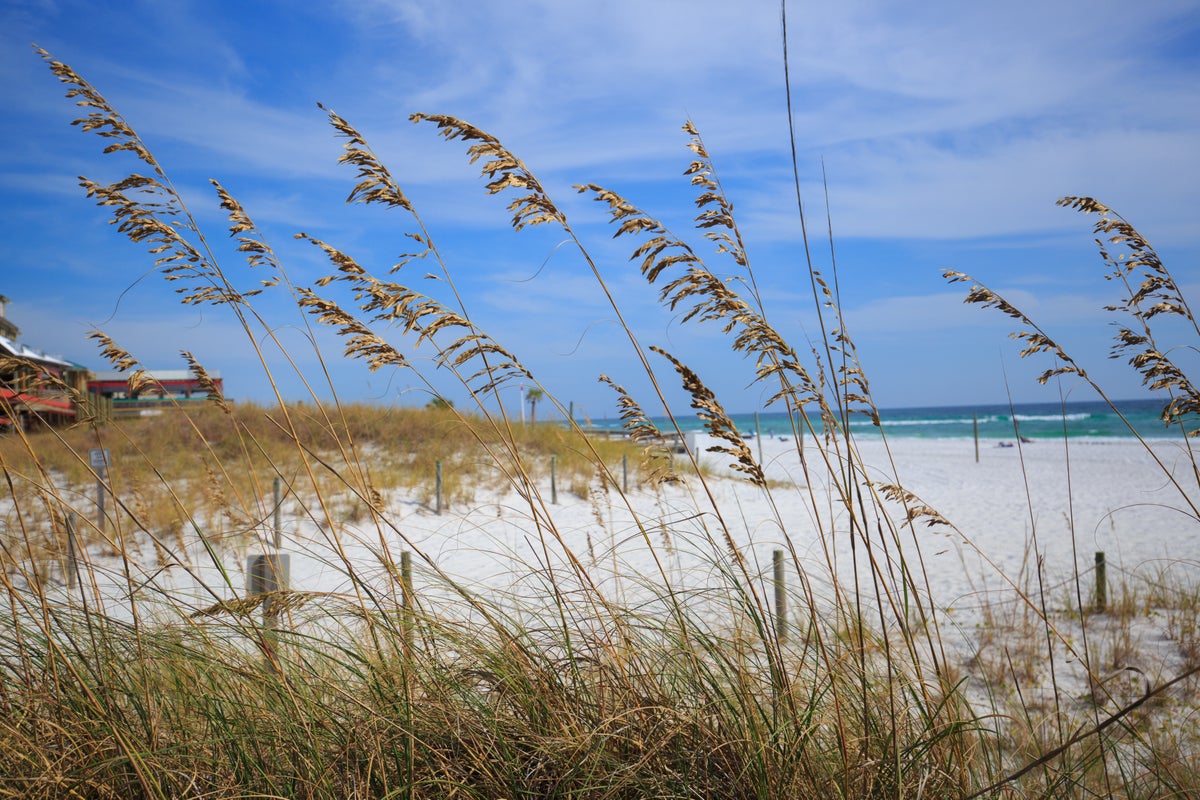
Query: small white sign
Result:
<box><xmin>89</xmin><ymin>448</ymin><xmax>110</xmax><ymax>471</ymax></box>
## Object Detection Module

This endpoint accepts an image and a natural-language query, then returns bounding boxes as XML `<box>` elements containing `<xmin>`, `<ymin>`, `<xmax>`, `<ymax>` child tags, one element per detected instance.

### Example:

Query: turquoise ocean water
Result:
<box><xmin>591</xmin><ymin>398</ymin><xmax>1188</xmax><ymax>441</ymax></box>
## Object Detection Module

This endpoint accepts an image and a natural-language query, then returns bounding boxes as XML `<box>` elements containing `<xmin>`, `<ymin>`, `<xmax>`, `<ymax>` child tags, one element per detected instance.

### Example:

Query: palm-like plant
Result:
<box><xmin>525</xmin><ymin>386</ymin><xmax>543</xmax><ymax>424</ymax></box>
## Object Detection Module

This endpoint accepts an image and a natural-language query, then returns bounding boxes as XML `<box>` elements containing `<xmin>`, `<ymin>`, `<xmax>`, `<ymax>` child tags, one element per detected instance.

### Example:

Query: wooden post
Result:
<box><xmin>248</xmin><ymin>550</ymin><xmax>290</xmax><ymax>667</ymax></box>
<box><xmin>773</xmin><ymin>549</ymin><xmax>787</xmax><ymax>643</ymax></box>
<box><xmin>435</xmin><ymin>461</ymin><xmax>443</xmax><ymax>515</ymax></box>
<box><xmin>90</xmin><ymin>448</ymin><xmax>110</xmax><ymax>534</ymax></box>
<box><xmin>973</xmin><ymin>414</ymin><xmax>980</xmax><ymax>463</ymax></box>
<box><xmin>755</xmin><ymin>412</ymin><xmax>763</xmax><ymax>465</ymax></box>
<box><xmin>248</xmin><ymin>554</ymin><xmax>290</xmax><ymax>613</ymax></box>
<box><xmin>401</xmin><ymin>550</ymin><xmax>413</xmax><ymax>650</ymax></box>
<box><xmin>622</xmin><ymin>454</ymin><xmax>628</xmax><ymax>493</ymax></box>
<box><xmin>1094</xmin><ymin>551</ymin><xmax>1107</xmax><ymax>612</ymax></box>
<box><xmin>550</xmin><ymin>455</ymin><xmax>558</xmax><ymax>505</ymax></box>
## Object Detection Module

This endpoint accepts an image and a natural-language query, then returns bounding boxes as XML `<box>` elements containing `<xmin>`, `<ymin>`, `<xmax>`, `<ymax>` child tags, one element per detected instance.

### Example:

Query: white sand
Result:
<box><xmin>27</xmin><ymin>432</ymin><xmax>1200</xmax><ymax>706</ymax></box>
<box><xmin>254</xmin><ymin>433</ymin><xmax>1200</xmax><ymax>631</ymax></box>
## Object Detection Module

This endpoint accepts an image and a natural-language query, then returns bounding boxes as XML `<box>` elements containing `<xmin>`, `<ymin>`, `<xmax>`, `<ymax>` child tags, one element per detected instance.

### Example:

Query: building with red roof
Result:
<box><xmin>0</xmin><ymin>295</ymin><xmax>90</xmax><ymax>429</ymax></box>
<box><xmin>87</xmin><ymin>369</ymin><xmax>223</xmax><ymax>416</ymax></box>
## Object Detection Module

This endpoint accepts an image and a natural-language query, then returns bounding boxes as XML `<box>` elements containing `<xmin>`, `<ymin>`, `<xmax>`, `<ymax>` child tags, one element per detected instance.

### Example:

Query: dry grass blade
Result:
<box><xmin>1059</xmin><ymin>196</ymin><xmax>1193</xmax><ymax>322</ymax></box>
<box><xmin>598</xmin><ymin>374</ymin><xmax>680</xmax><ymax>485</ymax></box>
<box><xmin>682</xmin><ymin>120</ymin><xmax>748</xmax><ymax>271</ymax></box>
<box><xmin>944</xmin><ymin>269</ymin><xmax>1086</xmax><ymax>385</ymax></box>
<box><xmin>649</xmin><ymin>346</ymin><xmax>764</xmax><ymax>487</ymax></box>
<box><xmin>576</xmin><ymin>182</ymin><xmax>821</xmax><ymax>412</ymax></box>
<box><xmin>180</xmin><ymin>351</ymin><xmax>231</xmax><ymax>413</ymax></box>
<box><xmin>211</xmin><ymin>180</ymin><xmax>280</xmax><ymax>289</ymax></box>
<box><xmin>78</xmin><ymin>176</ymin><xmax>252</xmax><ymax>308</ymax></box>
<box><xmin>576</xmin><ymin>183</ymin><xmax>702</xmax><ymax>282</ymax></box>
<box><xmin>410</xmin><ymin>113</ymin><xmax>567</xmax><ymax>231</ymax></box>
<box><xmin>87</xmin><ymin>331</ymin><xmax>140</xmax><ymax>372</ymax></box>
<box><xmin>1058</xmin><ymin>197</ymin><xmax>1200</xmax><ymax>434</ymax></box>
<box><xmin>296</xmin><ymin>289</ymin><xmax>409</xmax><ymax>372</ymax></box>
<box><xmin>874</xmin><ymin>482</ymin><xmax>951</xmax><ymax>528</ymax></box>
<box><xmin>43</xmin><ymin>47</ymin><xmax>262</xmax><ymax>313</ymax></box>
<box><xmin>192</xmin><ymin>590</ymin><xmax>336</xmax><ymax>619</ymax></box>
<box><xmin>36</xmin><ymin>45</ymin><xmax>163</xmax><ymax>174</ymax></box>
<box><xmin>321</xmin><ymin>103</ymin><xmax>413</xmax><ymax>213</ymax></box>
<box><xmin>84</xmin><ymin>331</ymin><xmax>160</xmax><ymax>398</ymax></box>
<box><xmin>965</xmin><ymin>663</ymin><xmax>1200</xmax><ymax>800</ymax></box>
<box><xmin>297</xmin><ymin>234</ymin><xmax>531</xmax><ymax>394</ymax></box>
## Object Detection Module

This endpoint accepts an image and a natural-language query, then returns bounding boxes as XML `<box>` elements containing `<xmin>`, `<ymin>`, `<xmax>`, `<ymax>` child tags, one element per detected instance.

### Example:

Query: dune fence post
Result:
<box><xmin>89</xmin><ymin>448</ymin><xmax>110</xmax><ymax>534</ymax></box>
<box><xmin>973</xmin><ymin>413</ymin><xmax>979</xmax><ymax>463</ymax></box>
<box><xmin>401</xmin><ymin>550</ymin><xmax>413</xmax><ymax>651</ymax></box>
<box><xmin>248</xmin><ymin>552</ymin><xmax>290</xmax><ymax>619</ymax></box>
<box><xmin>1094</xmin><ymin>551</ymin><xmax>1107</xmax><ymax>612</ymax></box>
<box><xmin>551</xmin><ymin>455</ymin><xmax>558</xmax><ymax>505</ymax></box>
<box><xmin>435</xmin><ymin>460</ymin><xmax>443</xmax><ymax>515</ymax></box>
<box><xmin>248</xmin><ymin>476</ymin><xmax>291</xmax><ymax>663</ymax></box>
<box><xmin>773</xmin><ymin>549</ymin><xmax>787</xmax><ymax>644</ymax></box>
<box><xmin>755</xmin><ymin>412</ymin><xmax>763</xmax><ymax>465</ymax></box>
<box><xmin>248</xmin><ymin>548</ymin><xmax>291</xmax><ymax>666</ymax></box>
<box><xmin>622</xmin><ymin>454</ymin><xmax>628</xmax><ymax>493</ymax></box>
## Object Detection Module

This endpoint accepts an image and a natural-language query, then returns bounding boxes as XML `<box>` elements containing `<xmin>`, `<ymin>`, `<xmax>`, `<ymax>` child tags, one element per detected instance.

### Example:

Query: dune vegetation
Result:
<box><xmin>1</xmin><ymin>43</ymin><xmax>1199</xmax><ymax>800</ymax></box>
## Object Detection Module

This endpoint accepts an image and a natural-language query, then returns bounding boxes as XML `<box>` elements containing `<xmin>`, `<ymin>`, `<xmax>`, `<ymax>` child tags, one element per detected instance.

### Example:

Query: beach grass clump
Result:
<box><xmin>0</xmin><ymin>402</ymin><xmax>647</xmax><ymax>568</ymax></box>
<box><xmin>1</xmin><ymin>44</ymin><xmax>1198</xmax><ymax>799</ymax></box>
<box><xmin>0</xmin><ymin>588</ymin><xmax>977</xmax><ymax>799</ymax></box>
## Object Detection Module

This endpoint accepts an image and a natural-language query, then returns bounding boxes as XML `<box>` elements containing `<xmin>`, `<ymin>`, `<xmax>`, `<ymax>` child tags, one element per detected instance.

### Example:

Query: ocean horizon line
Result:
<box><xmin>580</xmin><ymin>397</ymin><xmax>1185</xmax><ymax>441</ymax></box>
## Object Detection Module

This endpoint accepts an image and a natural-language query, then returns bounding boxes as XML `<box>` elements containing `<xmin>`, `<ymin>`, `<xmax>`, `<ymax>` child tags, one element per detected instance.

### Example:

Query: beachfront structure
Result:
<box><xmin>0</xmin><ymin>298</ymin><xmax>90</xmax><ymax>429</ymax></box>
<box><xmin>0</xmin><ymin>296</ymin><xmax>227</xmax><ymax>426</ymax></box>
<box><xmin>88</xmin><ymin>369</ymin><xmax>223</xmax><ymax>417</ymax></box>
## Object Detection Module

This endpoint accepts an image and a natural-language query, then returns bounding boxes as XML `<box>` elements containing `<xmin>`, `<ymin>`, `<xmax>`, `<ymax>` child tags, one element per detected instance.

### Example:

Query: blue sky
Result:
<box><xmin>2</xmin><ymin>0</ymin><xmax>1198</xmax><ymax>422</ymax></box>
